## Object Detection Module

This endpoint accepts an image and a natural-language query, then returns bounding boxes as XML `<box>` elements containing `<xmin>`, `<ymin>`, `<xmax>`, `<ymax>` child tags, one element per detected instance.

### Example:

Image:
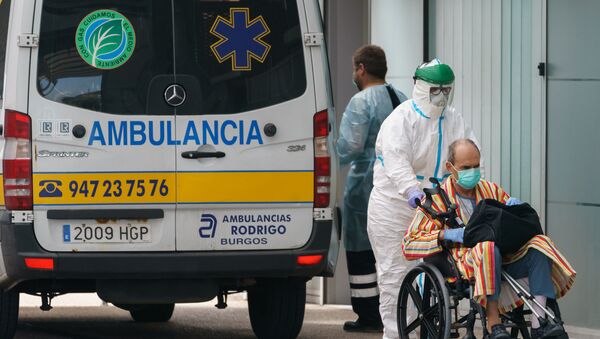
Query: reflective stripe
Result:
<box><xmin>411</xmin><ymin>100</ymin><xmax>449</xmax><ymax>184</ymax></box>
<box><xmin>33</xmin><ymin>171</ymin><xmax>313</xmax><ymax>205</ymax></box>
<box><xmin>411</xmin><ymin>100</ymin><xmax>430</xmax><ymax>119</ymax></box>
<box><xmin>433</xmin><ymin>116</ymin><xmax>445</xmax><ymax>180</ymax></box>
<box><xmin>351</xmin><ymin>287</ymin><xmax>379</xmax><ymax>298</ymax></box>
<box><xmin>0</xmin><ymin>175</ymin><xmax>4</xmax><ymax>206</ymax></box>
<box><xmin>349</xmin><ymin>273</ymin><xmax>377</xmax><ymax>284</ymax></box>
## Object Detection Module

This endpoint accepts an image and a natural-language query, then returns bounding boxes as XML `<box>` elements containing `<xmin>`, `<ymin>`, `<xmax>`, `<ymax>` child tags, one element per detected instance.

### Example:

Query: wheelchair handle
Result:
<box><xmin>416</xmin><ymin>177</ymin><xmax>463</xmax><ymax>228</ymax></box>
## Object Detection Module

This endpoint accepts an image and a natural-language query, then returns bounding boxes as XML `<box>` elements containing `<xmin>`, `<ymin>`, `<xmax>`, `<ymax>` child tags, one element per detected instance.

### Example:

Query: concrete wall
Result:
<box><xmin>370</xmin><ymin>0</ymin><xmax>424</xmax><ymax>97</ymax></box>
<box><xmin>323</xmin><ymin>0</ymin><xmax>369</xmax><ymax>305</ymax></box>
<box><xmin>322</xmin><ymin>0</ymin><xmax>425</xmax><ymax>306</ymax></box>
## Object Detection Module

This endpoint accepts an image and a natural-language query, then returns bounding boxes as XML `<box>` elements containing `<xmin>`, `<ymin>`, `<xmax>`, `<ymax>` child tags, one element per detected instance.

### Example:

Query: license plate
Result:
<box><xmin>63</xmin><ymin>224</ymin><xmax>151</xmax><ymax>243</ymax></box>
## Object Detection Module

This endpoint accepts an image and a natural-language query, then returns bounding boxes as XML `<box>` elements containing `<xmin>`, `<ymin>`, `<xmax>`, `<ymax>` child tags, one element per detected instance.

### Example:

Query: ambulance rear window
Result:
<box><xmin>37</xmin><ymin>1</ymin><xmax>174</xmax><ymax>115</ymax></box>
<box><xmin>0</xmin><ymin>0</ymin><xmax>11</xmax><ymax>100</ymax></box>
<box><xmin>174</xmin><ymin>0</ymin><xmax>307</xmax><ymax>115</ymax></box>
<box><xmin>36</xmin><ymin>0</ymin><xmax>306</xmax><ymax>116</ymax></box>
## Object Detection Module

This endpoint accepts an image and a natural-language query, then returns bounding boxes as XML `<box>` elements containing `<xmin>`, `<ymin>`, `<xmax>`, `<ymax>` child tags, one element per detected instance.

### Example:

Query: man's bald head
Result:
<box><xmin>446</xmin><ymin>138</ymin><xmax>481</xmax><ymax>180</ymax></box>
<box><xmin>447</xmin><ymin>139</ymin><xmax>480</xmax><ymax>166</ymax></box>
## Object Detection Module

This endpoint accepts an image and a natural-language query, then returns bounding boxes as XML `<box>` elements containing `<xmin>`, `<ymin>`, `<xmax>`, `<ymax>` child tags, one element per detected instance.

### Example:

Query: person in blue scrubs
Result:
<box><xmin>336</xmin><ymin>45</ymin><xmax>407</xmax><ymax>333</ymax></box>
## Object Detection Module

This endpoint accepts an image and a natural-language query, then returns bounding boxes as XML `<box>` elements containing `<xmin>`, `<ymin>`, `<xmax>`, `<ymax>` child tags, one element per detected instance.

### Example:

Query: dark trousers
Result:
<box><xmin>488</xmin><ymin>247</ymin><xmax>556</xmax><ymax>301</ymax></box>
<box><xmin>346</xmin><ymin>250</ymin><xmax>382</xmax><ymax>325</ymax></box>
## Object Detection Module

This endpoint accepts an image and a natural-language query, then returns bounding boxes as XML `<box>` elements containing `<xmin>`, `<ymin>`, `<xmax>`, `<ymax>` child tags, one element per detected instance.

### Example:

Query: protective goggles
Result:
<box><xmin>430</xmin><ymin>86</ymin><xmax>452</xmax><ymax>96</ymax></box>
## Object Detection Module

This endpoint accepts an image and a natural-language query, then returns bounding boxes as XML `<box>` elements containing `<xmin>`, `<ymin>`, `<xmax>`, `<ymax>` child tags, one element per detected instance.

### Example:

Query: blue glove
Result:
<box><xmin>506</xmin><ymin>197</ymin><xmax>523</xmax><ymax>206</ymax></box>
<box><xmin>443</xmin><ymin>227</ymin><xmax>465</xmax><ymax>243</ymax></box>
<box><xmin>407</xmin><ymin>188</ymin><xmax>425</xmax><ymax>209</ymax></box>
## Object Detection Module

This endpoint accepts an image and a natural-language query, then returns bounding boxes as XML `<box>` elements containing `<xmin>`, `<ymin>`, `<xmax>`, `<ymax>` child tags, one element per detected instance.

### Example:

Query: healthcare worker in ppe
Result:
<box><xmin>336</xmin><ymin>45</ymin><xmax>408</xmax><ymax>333</ymax></box>
<box><xmin>367</xmin><ymin>59</ymin><xmax>481</xmax><ymax>339</ymax></box>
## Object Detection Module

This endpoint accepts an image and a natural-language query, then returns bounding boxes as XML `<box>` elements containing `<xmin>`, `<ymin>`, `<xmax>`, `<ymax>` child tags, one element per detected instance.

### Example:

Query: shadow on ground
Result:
<box><xmin>16</xmin><ymin>301</ymin><xmax>382</xmax><ymax>339</ymax></box>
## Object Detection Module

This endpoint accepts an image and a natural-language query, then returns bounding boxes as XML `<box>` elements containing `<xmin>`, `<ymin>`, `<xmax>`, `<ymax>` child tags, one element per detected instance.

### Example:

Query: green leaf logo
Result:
<box><xmin>76</xmin><ymin>10</ymin><xmax>136</xmax><ymax>70</ymax></box>
<box><xmin>88</xmin><ymin>19</ymin><xmax>124</xmax><ymax>67</ymax></box>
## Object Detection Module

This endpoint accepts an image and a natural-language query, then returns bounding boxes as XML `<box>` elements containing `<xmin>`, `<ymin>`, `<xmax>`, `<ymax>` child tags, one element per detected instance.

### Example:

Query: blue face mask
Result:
<box><xmin>453</xmin><ymin>166</ymin><xmax>481</xmax><ymax>189</ymax></box>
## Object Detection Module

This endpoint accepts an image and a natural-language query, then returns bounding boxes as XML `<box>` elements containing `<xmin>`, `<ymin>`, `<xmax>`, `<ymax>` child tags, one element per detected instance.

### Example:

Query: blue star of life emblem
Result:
<box><xmin>210</xmin><ymin>8</ymin><xmax>271</xmax><ymax>71</ymax></box>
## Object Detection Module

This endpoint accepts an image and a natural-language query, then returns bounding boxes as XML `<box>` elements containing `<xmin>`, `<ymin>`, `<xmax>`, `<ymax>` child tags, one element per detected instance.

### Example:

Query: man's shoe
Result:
<box><xmin>531</xmin><ymin>320</ymin><xmax>565</xmax><ymax>339</ymax></box>
<box><xmin>343</xmin><ymin>320</ymin><xmax>383</xmax><ymax>333</ymax></box>
<box><xmin>488</xmin><ymin>324</ymin><xmax>511</xmax><ymax>339</ymax></box>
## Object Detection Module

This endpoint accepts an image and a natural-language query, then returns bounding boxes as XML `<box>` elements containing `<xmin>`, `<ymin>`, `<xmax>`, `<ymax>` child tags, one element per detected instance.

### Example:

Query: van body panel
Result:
<box><xmin>302</xmin><ymin>0</ymin><xmax>340</xmax><ymax>276</ymax></box>
<box><xmin>0</xmin><ymin>0</ymin><xmax>338</xmax><ymax>292</ymax></box>
<box><xmin>172</xmin><ymin>0</ymin><xmax>317</xmax><ymax>251</ymax></box>
<box><xmin>2</xmin><ymin>0</ymin><xmax>33</xmax><ymax>114</ymax></box>
<box><xmin>0</xmin><ymin>217</ymin><xmax>333</xmax><ymax>290</ymax></box>
<box><xmin>28</xmin><ymin>0</ymin><xmax>177</xmax><ymax>252</ymax></box>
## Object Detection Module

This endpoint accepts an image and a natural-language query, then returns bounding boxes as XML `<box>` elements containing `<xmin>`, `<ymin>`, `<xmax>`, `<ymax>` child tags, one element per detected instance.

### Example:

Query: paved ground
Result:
<box><xmin>15</xmin><ymin>294</ymin><xmax>382</xmax><ymax>339</ymax></box>
<box><xmin>16</xmin><ymin>294</ymin><xmax>598</xmax><ymax>339</ymax></box>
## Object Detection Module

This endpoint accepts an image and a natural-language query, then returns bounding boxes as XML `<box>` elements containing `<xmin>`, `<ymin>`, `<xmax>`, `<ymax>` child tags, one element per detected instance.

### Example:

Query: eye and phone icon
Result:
<box><xmin>39</xmin><ymin>180</ymin><xmax>63</xmax><ymax>198</ymax></box>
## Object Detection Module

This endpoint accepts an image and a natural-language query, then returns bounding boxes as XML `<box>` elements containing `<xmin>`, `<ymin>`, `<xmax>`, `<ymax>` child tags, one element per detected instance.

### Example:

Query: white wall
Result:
<box><xmin>325</xmin><ymin>0</ymin><xmax>370</xmax><ymax>305</ymax></box>
<box><xmin>370</xmin><ymin>0</ymin><xmax>424</xmax><ymax>97</ymax></box>
<box><xmin>432</xmin><ymin>0</ymin><xmax>546</xmax><ymax>216</ymax></box>
<box><xmin>323</xmin><ymin>0</ymin><xmax>547</xmax><ymax>305</ymax></box>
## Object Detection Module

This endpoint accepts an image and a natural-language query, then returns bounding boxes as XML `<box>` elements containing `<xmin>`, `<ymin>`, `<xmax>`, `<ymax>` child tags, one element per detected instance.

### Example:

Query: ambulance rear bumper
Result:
<box><xmin>0</xmin><ymin>214</ymin><xmax>332</xmax><ymax>290</ymax></box>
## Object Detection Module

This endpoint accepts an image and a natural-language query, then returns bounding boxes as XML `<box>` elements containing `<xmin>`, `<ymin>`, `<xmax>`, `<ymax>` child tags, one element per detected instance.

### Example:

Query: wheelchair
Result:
<box><xmin>396</xmin><ymin>179</ymin><xmax>568</xmax><ymax>339</ymax></box>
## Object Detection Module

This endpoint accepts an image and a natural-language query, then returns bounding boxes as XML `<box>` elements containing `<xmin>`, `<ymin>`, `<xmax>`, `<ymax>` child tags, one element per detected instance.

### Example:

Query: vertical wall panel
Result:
<box><xmin>530</xmin><ymin>0</ymin><xmax>546</xmax><ymax>217</ymax></box>
<box><xmin>460</xmin><ymin>0</ymin><xmax>471</xmax><ymax>128</ymax></box>
<box><xmin>370</xmin><ymin>0</ymin><xmax>423</xmax><ymax>96</ymax></box>
<box><xmin>520</xmin><ymin>1</ymin><xmax>532</xmax><ymax>204</ymax></box>
<box><xmin>547</xmin><ymin>0</ymin><xmax>600</xmax><ymax>328</ymax></box>
<box><xmin>500</xmin><ymin>0</ymin><xmax>512</xmax><ymax>190</ymax></box>
<box><xmin>473</xmin><ymin>0</ymin><xmax>482</xmax><ymax>145</ymax></box>
<box><xmin>433</xmin><ymin>0</ymin><xmax>540</xmax><ymax>209</ymax></box>
<box><xmin>325</xmin><ymin>0</ymin><xmax>370</xmax><ymax>305</ymax></box>
<box><xmin>490</xmin><ymin>0</ymin><xmax>502</xmax><ymax>182</ymax></box>
<box><xmin>481</xmin><ymin>0</ymin><xmax>492</xmax><ymax>179</ymax></box>
<box><xmin>510</xmin><ymin>0</ymin><xmax>523</xmax><ymax>197</ymax></box>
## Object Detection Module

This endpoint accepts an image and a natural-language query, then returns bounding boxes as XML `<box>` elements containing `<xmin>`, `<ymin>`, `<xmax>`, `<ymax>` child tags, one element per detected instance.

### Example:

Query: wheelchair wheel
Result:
<box><xmin>397</xmin><ymin>263</ymin><xmax>451</xmax><ymax>339</ymax></box>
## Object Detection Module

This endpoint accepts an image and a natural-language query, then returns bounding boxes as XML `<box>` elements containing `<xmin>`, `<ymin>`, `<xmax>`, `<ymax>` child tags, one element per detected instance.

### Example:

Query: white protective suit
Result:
<box><xmin>367</xmin><ymin>65</ymin><xmax>482</xmax><ymax>339</ymax></box>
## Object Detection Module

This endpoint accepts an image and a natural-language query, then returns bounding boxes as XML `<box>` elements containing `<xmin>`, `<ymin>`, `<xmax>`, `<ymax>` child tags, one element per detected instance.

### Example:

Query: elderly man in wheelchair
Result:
<box><xmin>400</xmin><ymin>139</ymin><xmax>576</xmax><ymax>339</ymax></box>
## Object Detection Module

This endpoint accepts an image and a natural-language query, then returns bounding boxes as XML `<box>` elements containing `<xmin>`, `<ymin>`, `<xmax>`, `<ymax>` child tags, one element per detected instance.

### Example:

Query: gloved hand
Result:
<box><xmin>506</xmin><ymin>197</ymin><xmax>523</xmax><ymax>206</ymax></box>
<box><xmin>443</xmin><ymin>227</ymin><xmax>465</xmax><ymax>243</ymax></box>
<box><xmin>407</xmin><ymin>188</ymin><xmax>425</xmax><ymax>209</ymax></box>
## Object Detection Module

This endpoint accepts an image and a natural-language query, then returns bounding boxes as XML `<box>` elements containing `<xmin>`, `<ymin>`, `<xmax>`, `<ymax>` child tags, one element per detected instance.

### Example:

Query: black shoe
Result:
<box><xmin>488</xmin><ymin>324</ymin><xmax>511</xmax><ymax>339</ymax></box>
<box><xmin>531</xmin><ymin>320</ymin><xmax>565</xmax><ymax>339</ymax></box>
<box><xmin>343</xmin><ymin>320</ymin><xmax>383</xmax><ymax>333</ymax></box>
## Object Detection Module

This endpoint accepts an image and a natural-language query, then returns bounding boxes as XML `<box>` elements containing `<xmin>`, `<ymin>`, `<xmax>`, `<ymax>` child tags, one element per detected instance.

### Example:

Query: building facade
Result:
<box><xmin>323</xmin><ymin>0</ymin><xmax>600</xmax><ymax>334</ymax></box>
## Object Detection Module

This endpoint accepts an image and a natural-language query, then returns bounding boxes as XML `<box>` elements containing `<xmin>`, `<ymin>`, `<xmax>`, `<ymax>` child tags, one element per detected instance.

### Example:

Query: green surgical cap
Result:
<box><xmin>414</xmin><ymin>63</ymin><xmax>455</xmax><ymax>85</ymax></box>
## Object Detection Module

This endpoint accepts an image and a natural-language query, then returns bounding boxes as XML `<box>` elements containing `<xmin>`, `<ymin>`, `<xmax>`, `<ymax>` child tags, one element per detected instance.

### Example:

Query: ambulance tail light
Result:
<box><xmin>3</xmin><ymin>110</ymin><xmax>33</xmax><ymax>210</ymax></box>
<box><xmin>313</xmin><ymin>110</ymin><xmax>330</xmax><ymax>208</ymax></box>
<box><xmin>297</xmin><ymin>254</ymin><xmax>323</xmax><ymax>266</ymax></box>
<box><xmin>25</xmin><ymin>257</ymin><xmax>54</xmax><ymax>270</ymax></box>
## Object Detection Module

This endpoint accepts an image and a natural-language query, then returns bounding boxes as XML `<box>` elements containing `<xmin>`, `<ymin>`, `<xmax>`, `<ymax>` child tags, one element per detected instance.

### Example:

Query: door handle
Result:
<box><xmin>181</xmin><ymin>151</ymin><xmax>226</xmax><ymax>159</ymax></box>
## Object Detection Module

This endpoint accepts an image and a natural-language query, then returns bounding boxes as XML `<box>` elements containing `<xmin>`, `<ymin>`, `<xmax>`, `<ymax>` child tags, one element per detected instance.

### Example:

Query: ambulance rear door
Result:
<box><xmin>29</xmin><ymin>0</ymin><xmax>177</xmax><ymax>252</ymax></box>
<box><xmin>172</xmin><ymin>0</ymin><xmax>317</xmax><ymax>251</ymax></box>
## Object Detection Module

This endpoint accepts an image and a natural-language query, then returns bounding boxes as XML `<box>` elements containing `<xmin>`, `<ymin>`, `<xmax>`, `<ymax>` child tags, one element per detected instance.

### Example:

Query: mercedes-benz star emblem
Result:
<box><xmin>164</xmin><ymin>84</ymin><xmax>186</xmax><ymax>107</ymax></box>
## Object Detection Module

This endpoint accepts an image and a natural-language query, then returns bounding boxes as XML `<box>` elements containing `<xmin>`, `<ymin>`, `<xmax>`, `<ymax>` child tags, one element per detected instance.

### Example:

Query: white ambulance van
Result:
<box><xmin>0</xmin><ymin>0</ymin><xmax>339</xmax><ymax>338</ymax></box>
